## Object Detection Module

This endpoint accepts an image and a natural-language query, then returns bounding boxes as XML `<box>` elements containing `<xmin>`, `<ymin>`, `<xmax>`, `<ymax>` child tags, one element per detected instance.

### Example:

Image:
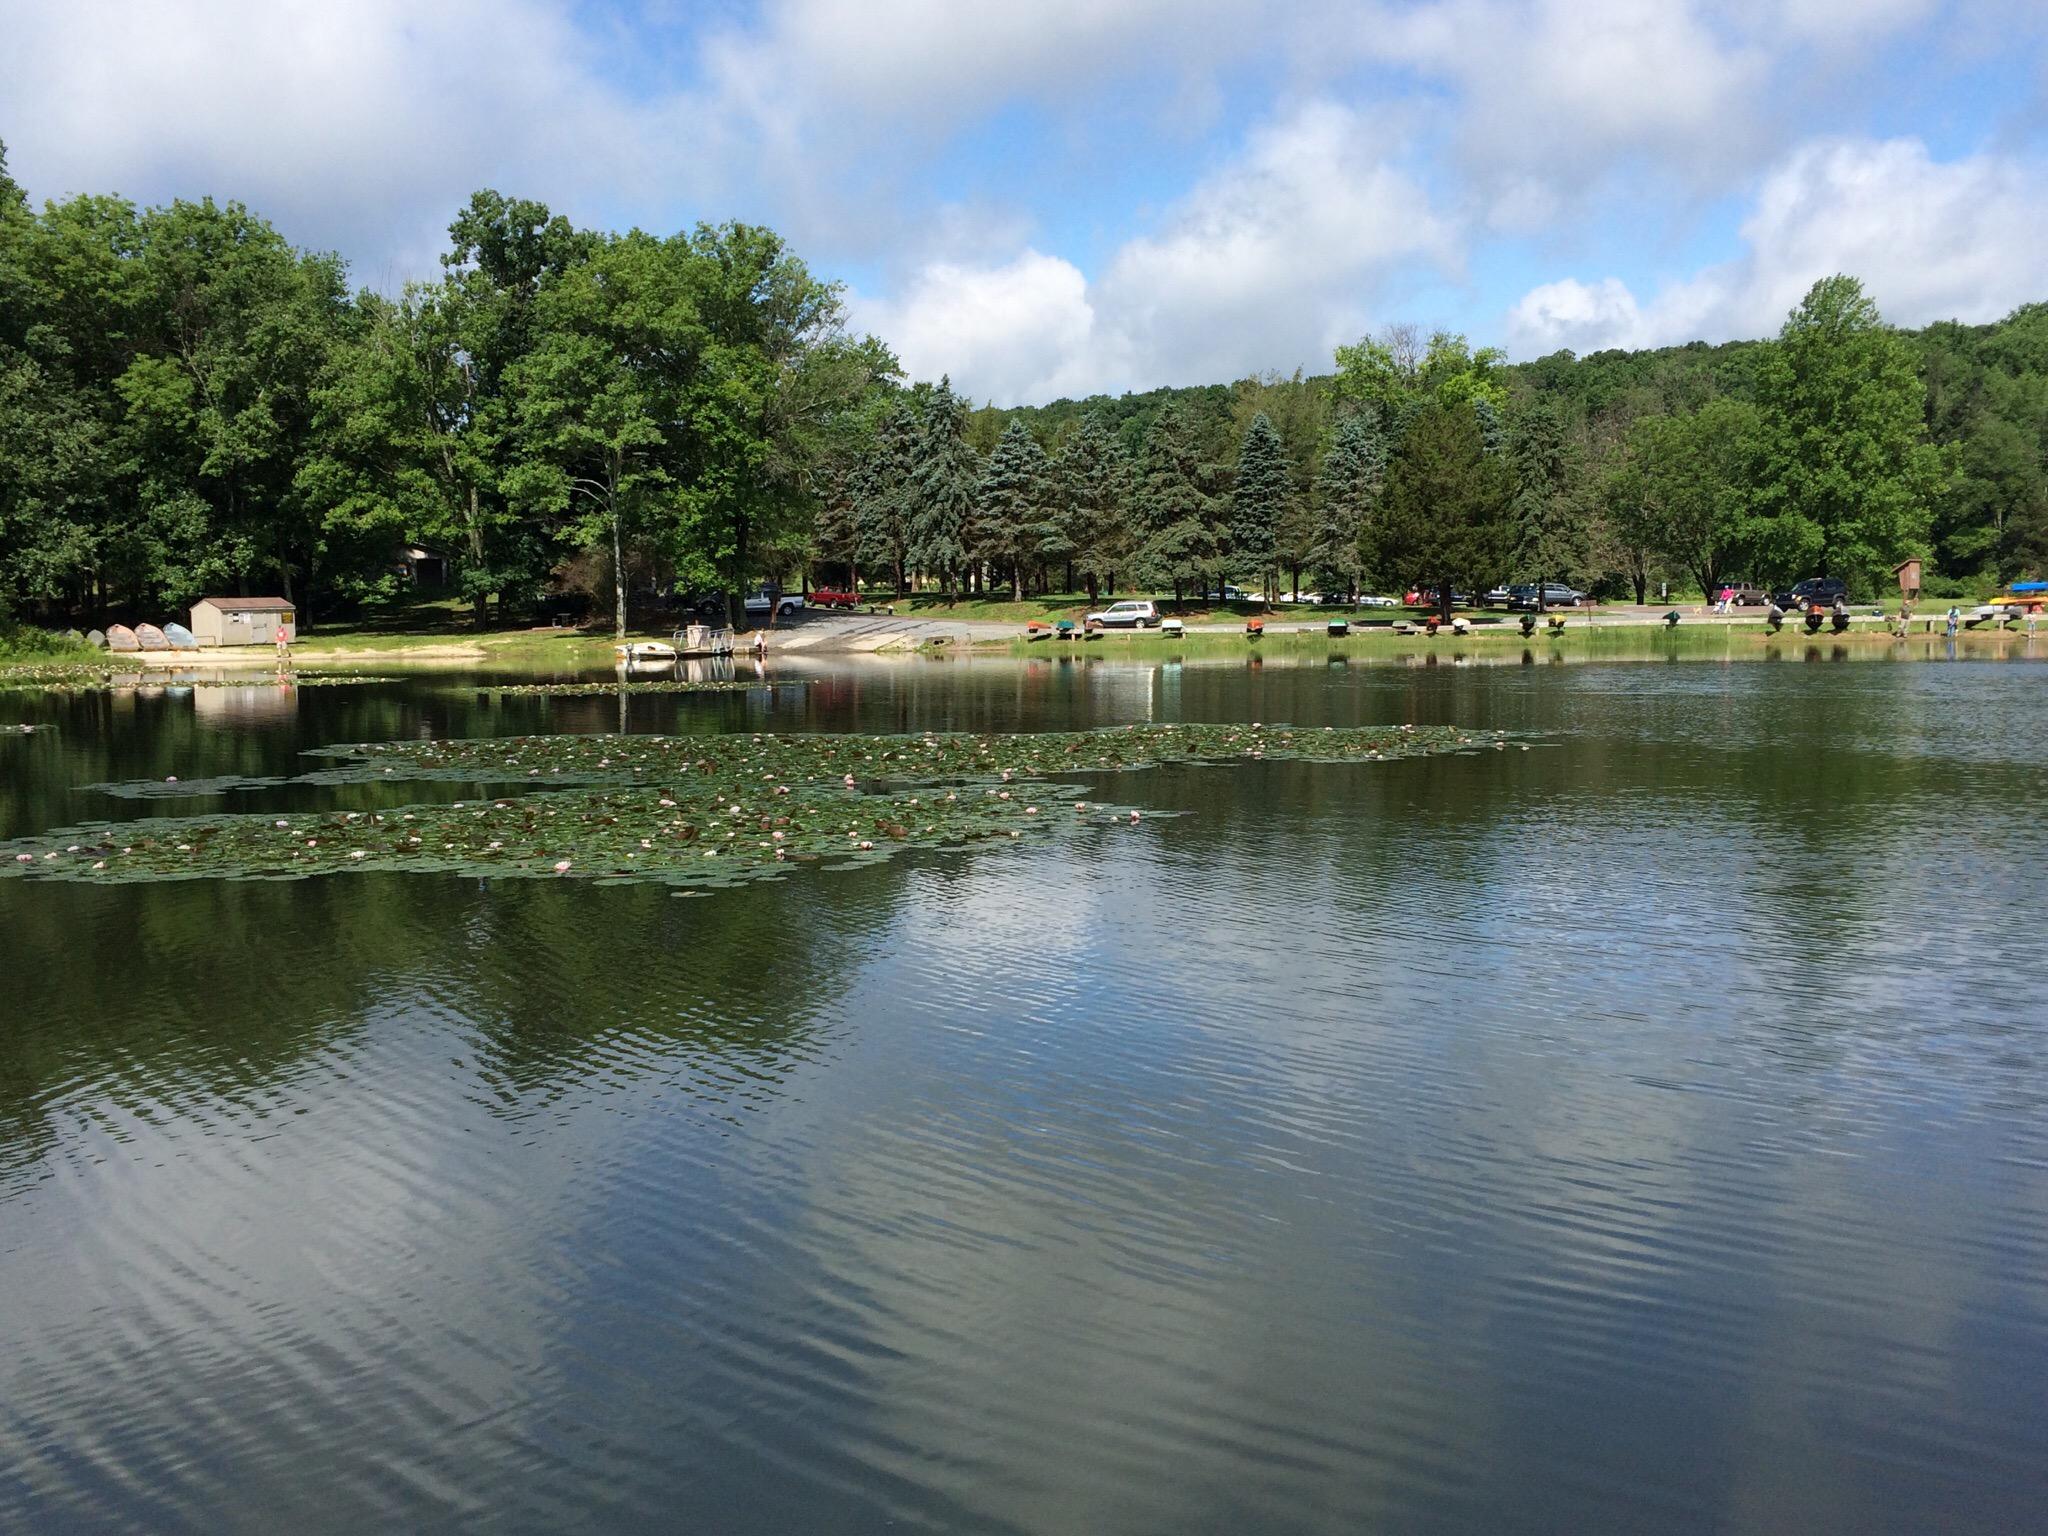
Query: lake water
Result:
<box><xmin>4</xmin><ymin>649</ymin><xmax>2047</xmax><ymax>1534</ymax></box>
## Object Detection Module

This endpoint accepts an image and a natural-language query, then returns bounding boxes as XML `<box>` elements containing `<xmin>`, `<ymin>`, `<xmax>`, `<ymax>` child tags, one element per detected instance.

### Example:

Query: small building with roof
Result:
<box><xmin>189</xmin><ymin>596</ymin><xmax>296</xmax><ymax>647</ymax></box>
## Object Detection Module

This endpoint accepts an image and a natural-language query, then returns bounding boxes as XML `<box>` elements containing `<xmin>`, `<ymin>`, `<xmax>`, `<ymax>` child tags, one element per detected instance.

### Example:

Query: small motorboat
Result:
<box><xmin>615</xmin><ymin>641</ymin><xmax>679</xmax><ymax>664</ymax></box>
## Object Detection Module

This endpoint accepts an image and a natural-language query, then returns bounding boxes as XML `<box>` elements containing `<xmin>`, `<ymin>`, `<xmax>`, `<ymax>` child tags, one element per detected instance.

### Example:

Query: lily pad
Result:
<box><xmin>1</xmin><ymin>722</ymin><xmax>1503</xmax><ymax>887</ymax></box>
<box><xmin>474</xmin><ymin>679</ymin><xmax>797</xmax><ymax>697</ymax></box>
<box><xmin>0</xmin><ymin>665</ymin><xmax>402</xmax><ymax>693</ymax></box>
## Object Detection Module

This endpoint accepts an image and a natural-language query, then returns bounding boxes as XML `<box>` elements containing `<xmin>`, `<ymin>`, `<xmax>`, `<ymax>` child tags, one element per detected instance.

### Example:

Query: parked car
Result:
<box><xmin>806</xmin><ymin>587</ymin><xmax>860</xmax><ymax>609</ymax></box>
<box><xmin>743</xmin><ymin>589</ymin><xmax>804</xmax><ymax>619</ymax></box>
<box><xmin>1483</xmin><ymin>585</ymin><xmax>1513</xmax><ymax>607</ymax></box>
<box><xmin>1712</xmin><ymin>581</ymin><xmax>1768</xmax><ymax>606</ymax></box>
<box><xmin>1507</xmin><ymin>583</ymin><xmax>1586</xmax><ymax>610</ymax></box>
<box><xmin>1407</xmin><ymin>588</ymin><xmax>1473</xmax><ymax>608</ymax></box>
<box><xmin>1220</xmin><ymin>584</ymin><xmax>1252</xmax><ymax>602</ymax></box>
<box><xmin>1358</xmin><ymin>594</ymin><xmax>1399</xmax><ymax>609</ymax></box>
<box><xmin>1774</xmin><ymin>576</ymin><xmax>1847</xmax><ymax>612</ymax></box>
<box><xmin>1086</xmin><ymin>599</ymin><xmax>1162</xmax><ymax>628</ymax></box>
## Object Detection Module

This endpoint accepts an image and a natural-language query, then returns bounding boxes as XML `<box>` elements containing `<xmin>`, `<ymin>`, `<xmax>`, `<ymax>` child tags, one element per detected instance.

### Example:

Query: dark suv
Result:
<box><xmin>1507</xmin><ymin>583</ymin><xmax>1585</xmax><ymax>610</ymax></box>
<box><xmin>1775</xmin><ymin>577</ymin><xmax>1847</xmax><ymax>612</ymax></box>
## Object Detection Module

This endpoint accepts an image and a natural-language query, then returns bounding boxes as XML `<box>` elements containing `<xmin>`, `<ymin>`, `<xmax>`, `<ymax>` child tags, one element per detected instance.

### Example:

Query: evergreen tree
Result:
<box><xmin>1054</xmin><ymin>416</ymin><xmax>1136</xmax><ymax>602</ymax></box>
<box><xmin>1230</xmin><ymin>412</ymin><xmax>1288</xmax><ymax>605</ymax></box>
<box><xmin>1134</xmin><ymin>403</ymin><xmax>1218</xmax><ymax>606</ymax></box>
<box><xmin>1472</xmin><ymin>395</ymin><xmax>1507</xmax><ymax>455</ymax></box>
<box><xmin>906</xmin><ymin>378</ymin><xmax>976</xmax><ymax>596</ymax></box>
<box><xmin>1306</xmin><ymin>407</ymin><xmax>1384</xmax><ymax>599</ymax></box>
<box><xmin>810</xmin><ymin>465</ymin><xmax>860</xmax><ymax>590</ymax></box>
<box><xmin>975</xmin><ymin>420</ymin><xmax>1054</xmax><ymax>598</ymax></box>
<box><xmin>850</xmin><ymin>403</ymin><xmax>915</xmax><ymax>595</ymax></box>
<box><xmin>1507</xmin><ymin>397</ymin><xmax>1589</xmax><ymax>597</ymax></box>
<box><xmin>1376</xmin><ymin>401</ymin><xmax>1513</xmax><ymax>620</ymax></box>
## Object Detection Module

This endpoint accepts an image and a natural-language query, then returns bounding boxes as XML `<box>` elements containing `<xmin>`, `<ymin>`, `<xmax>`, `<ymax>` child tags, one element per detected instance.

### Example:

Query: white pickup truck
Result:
<box><xmin>742</xmin><ymin>589</ymin><xmax>804</xmax><ymax>620</ymax></box>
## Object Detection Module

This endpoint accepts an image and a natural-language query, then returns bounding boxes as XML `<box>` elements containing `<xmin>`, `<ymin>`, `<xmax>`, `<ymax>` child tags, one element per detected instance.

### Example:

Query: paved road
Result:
<box><xmin>764</xmin><ymin>609</ymin><xmax>1024</xmax><ymax>652</ymax></box>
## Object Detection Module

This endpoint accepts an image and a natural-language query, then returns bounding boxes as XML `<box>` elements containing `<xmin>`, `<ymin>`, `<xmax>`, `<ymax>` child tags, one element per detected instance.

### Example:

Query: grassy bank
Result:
<box><xmin>0</xmin><ymin>624</ymin><xmax>98</xmax><ymax>666</ymax></box>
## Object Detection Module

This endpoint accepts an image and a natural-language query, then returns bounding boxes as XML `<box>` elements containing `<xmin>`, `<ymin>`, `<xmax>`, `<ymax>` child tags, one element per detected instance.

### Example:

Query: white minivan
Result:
<box><xmin>1085</xmin><ymin>600</ymin><xmax>1161</xmax><ymax>628</ymax></box>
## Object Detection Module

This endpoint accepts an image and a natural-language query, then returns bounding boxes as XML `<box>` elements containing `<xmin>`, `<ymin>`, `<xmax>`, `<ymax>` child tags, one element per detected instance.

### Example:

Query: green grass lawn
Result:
<box><xmin>0</xmin><ymin>625</ymin><xmax>99</xmax><ymax>665</ymax></box>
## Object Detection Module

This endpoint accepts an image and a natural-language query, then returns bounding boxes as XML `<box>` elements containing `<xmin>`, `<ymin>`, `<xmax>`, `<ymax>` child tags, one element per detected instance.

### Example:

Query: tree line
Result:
<box><xmin>4</xmin><ymin>136</ymin><xmax>2042</xmax><ymax>635</ymax></box>
<box><xmin>817</xmin><ymin>276</ymin><xmax>2023</xmax><ymax>618</ymax></box>
<box><xmin>0</xmin><ymin>140</ymin><xmax>894</xmax><ymax>636</ymax></box>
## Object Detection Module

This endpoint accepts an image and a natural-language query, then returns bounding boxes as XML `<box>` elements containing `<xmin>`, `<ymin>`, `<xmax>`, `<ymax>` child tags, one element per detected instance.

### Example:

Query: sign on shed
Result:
<box><xmin>190</xmin><ymin>596</ymin><xmax>296</xmax><ymax>647</ymax></box>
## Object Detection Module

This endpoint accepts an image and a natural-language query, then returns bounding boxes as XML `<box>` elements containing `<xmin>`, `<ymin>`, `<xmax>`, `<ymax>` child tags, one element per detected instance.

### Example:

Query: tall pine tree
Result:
<box><xmin>1377</xmin><ymin>401</ymin><xmax>1513</xmax><ymax>621</ymax></box>
<box><xmin>905</xmin><ymin>378</ymin><xmax>976</xmax><ymax>596</ymax></box>
<box><xmin>1507</xmin><ymin>396</ymin><xmax>1588</xmax><ymax>600</ymax></box>
<box><xmin>1306</xmin><ymin>407</ymin><xmax>1385</xmax><ymax>600</ymax></box>
<box><xmin>975</xmin><ymin>420</ymin><xmax>1054</xmax><ymax>599</ymax></box>
<box><xmin>1230</xmin><ymin>412</ymin><xmax>1288</xmax><ymax>605</ymax></box>
<box><xmin>1134</xmin><ymin>404</ymin><xmax>1218</xmax><ymax>607</ymax></box>
<box><xmin>1054</xmin><ymin>416</ymin><xmax>1135</xmax><ymax>602</ymax></box>
<box><xmin>850</xmin><ymin>402</ymin><xmax>915</xmax><ymax>595</ymax></box>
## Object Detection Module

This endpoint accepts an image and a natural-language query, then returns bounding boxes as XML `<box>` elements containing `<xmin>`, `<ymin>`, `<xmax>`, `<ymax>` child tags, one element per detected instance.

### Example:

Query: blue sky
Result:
<box><xmin>5</xmin><ymin>0</ymin><xmax>2047</xmax><ymax>404</ymax></box>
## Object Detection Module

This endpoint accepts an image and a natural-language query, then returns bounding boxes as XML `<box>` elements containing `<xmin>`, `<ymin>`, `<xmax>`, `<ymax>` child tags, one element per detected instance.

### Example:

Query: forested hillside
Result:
<box><xmin>948</xmin><ymin>303</ymin><xmax>2047</xmax><ymax>605</ymax></box>
<box><xmin>4</xmin><ymin>137</ymin><xmax>2043</xmax><ymax>635</ymax></box>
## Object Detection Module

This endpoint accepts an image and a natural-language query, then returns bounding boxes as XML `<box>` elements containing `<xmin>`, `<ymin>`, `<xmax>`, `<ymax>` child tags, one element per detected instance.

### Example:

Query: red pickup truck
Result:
<box><xmin>807</xmin><ymin>588</ymin><xmax>861</xmax><ymax>609</ymax></box>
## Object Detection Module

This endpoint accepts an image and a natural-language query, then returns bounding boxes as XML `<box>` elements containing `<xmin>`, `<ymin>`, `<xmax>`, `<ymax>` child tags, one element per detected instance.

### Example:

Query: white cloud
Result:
<box><xmin>703</xmin><ymin>0</ymin><xmax>1236</xmax><ymax>124</ymax></box>
<box><xmin>856</xmin><ymin>99</ymin><xmax>1453</xmax><ymax>402</ymax></box>
<box><xmin>2</xmin><ymin>0</ymin><xmax>2026</xmax><ymax>401</ymax></box>
<box><xmin>847</xmin><ymin>251</ymin><xmax>1109</xmax><ymax>404</ymax></box>
<box><xmin>0</xmin><ymin>0</ymin><xmax>715</xmax><ymax>282</ymax></box>
<box><xmin>1757</xmin><ymin>0</ymin><xmax>1938</xmax><ymax>41</ymax></box>
<box><xmin>1362</xmin><ymin>0</ymin><xmax>1770</xmax><ymax>194</ymax></box>
<box><xmin>1095</xmin><ymin>100</ymin><xmax>1452</xmax><ymax>385</ymax></box>
<box><xmin>1506</xmin><ymin>137</ymin><xmax>2048</xmax><ymax>356</ymax></box>
<box><xmin>1504</xmin><ymin>277</ymin><xmax>1656</xmax><ymax>356</ymax></box>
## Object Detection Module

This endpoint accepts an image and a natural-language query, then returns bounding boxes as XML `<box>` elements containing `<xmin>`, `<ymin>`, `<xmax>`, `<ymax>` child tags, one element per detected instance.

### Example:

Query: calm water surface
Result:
<box><xmin>3</xmin><ymin>651</ymin><xmax>2047</xmax><ymax>1533</ymax></box>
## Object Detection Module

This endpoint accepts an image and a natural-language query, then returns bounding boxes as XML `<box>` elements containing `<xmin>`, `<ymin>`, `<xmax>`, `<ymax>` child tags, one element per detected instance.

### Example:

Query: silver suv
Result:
<box><xmin>1085</xmin><ymin>600</ymin><xmax>1161</xmax><ymax>628</ymax></box>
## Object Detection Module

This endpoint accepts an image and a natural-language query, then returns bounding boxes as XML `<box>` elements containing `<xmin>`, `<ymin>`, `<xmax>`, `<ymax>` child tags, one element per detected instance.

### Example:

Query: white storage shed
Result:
<box><xmin>190</xmin><ymin>596</ymin><xmax>296</xmax><ymax>647</ymax></box>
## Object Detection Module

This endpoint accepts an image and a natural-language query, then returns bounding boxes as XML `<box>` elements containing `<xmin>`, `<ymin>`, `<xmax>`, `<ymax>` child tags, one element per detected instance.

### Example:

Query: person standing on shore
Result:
<box><xmin>274</xmin><ymin>622</ymin><xmax>291</xmax><ymax>661</ymax></box>
<box><xmin>1945</xmin><ymin>605</ymin><xmax>1961</xmax><ymax>638</ymax></box>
